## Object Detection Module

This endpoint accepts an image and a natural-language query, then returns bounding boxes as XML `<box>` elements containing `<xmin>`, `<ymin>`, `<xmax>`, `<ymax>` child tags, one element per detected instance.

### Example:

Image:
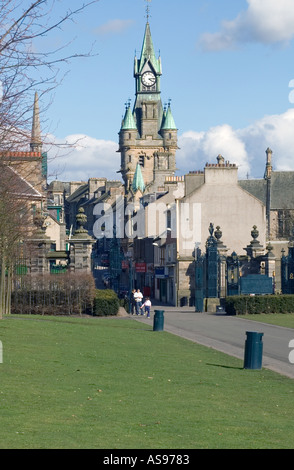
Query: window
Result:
<box><xmin>166</xmin><ymin>210</ymin><xmax>171</xmax><ymax>230</ymax></box>
<box><xmin>139</xmin><ymin>155</ymin><xmax>145</xmax><ymax>167</ymax></box>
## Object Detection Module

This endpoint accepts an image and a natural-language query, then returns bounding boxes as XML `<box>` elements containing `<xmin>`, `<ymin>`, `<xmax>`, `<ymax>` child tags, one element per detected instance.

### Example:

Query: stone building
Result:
<box><xmin>118</xmin><ymin>21</ymin><xmax>177</xmax><ymax>203</ymax></box>
<box><xmin>239</xmin><ymin>148</ymin><xmax>294</xmax><ymax>257</ymax></box>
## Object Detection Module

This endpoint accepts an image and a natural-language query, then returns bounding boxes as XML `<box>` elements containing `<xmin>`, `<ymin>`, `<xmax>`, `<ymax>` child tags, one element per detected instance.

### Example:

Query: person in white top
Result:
<box><xmin>133</xmin><ymin>289</ymin><xmax>143</xmax><ymax>315</ymax></box>
<box><xmin>140</xmin><ymin>297</ymin><xmax>152</xmax><ymax>318</ymax></box>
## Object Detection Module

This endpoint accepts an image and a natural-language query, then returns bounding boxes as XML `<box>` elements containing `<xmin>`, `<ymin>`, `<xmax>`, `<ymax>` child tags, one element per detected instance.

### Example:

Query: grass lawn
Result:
<box><xmin>239</xmin><ymin>314</ymin><xmax>294</xmax><ymax>329</ymax></box>
<box><xmin>0</xmin><ymin>314</ymin><xmax>294</xmax><ymax>449</ymax></box>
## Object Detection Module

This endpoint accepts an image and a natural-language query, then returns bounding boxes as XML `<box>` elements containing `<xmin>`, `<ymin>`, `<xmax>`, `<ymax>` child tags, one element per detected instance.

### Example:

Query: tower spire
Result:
<box><xmin>132</xmin><ymin>163</ymin><xmax>145</xmax><ymax>193</ymax></box>
<box><xmin>30</xmin><ymin>91</ymin><xmax>42</xmax><ymax>153</ymax></box>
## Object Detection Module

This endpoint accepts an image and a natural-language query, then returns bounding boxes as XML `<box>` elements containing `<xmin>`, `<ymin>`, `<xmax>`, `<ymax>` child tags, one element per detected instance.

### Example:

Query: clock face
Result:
<box><xmin>142</xmin><ymin>71</ymin><xmax>156</xmax><ymax>87</ymax></box>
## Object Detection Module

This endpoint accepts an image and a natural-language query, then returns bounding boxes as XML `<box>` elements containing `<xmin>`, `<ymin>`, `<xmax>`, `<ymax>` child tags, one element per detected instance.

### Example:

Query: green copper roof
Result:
<box><xmin>138</xmin><ymin>22</ymin><xmax>161</xmax><ymax>74</ymax></box>
<box><xmin>161</xmin><ymin>104</ymin><xmax>177</xmax><ymax>130</ymax></box>
<box><xmin>132</xmin><ymin>163</ymin><xmax>145</xmax><ymax>193</ymax></box>
<box><xmin>121</xmin><ymin>106</ymin><xmax>137</xmax><ymax>130</ymax></box>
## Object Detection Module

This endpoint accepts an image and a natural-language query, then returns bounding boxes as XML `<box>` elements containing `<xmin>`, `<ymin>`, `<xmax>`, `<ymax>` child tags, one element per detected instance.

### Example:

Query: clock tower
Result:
<box><xmin>118</xmin><ymin>19</ymin><xmax>178</xmax><ymax>200</ymax></box>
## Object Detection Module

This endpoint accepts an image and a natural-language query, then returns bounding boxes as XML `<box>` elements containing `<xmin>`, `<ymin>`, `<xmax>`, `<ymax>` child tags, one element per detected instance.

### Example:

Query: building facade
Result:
<box><xmin>118</xmin><ymin>21</ymin><xmax>178</xmax><ymax>202</ymax></box>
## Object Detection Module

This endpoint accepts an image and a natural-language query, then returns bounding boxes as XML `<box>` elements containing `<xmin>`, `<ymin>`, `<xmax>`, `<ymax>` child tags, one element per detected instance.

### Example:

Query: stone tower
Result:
<box><xmin>118</xmin><ymin>20</ymin><xmax>178</xmax><ymax>201</ymax></box>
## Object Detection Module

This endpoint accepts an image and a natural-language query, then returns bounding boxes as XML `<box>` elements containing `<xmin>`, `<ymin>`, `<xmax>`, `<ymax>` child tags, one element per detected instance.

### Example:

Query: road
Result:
<box><xmin>135</xmin><ymin>306</ymin><xmax>294</xmax><ymax>379</ymax></box>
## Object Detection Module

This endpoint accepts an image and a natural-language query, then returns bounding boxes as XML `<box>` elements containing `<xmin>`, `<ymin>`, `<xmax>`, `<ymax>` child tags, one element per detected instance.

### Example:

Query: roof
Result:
<box><xmin>132</xmin><ymin>163</ymin><xmax>145</xmax><ymax>193</ymax></box>
<box><xmin>0</xmin><ymin>165</ymin><xmax>43</xmax><ymax>199</ymax></box>
<box><xmin>138</xmin><ymin>22</ymin><xmax>161</xmax><ymax>75</ymax></box>
<box><xmin>66</xmin><ymin>183</ymin><xmax>89</xmax><ymax>203</ymax></box>
<box><xmin>161</xmin><ymin>104</ymin><xmax>177</xmax><ymax>130</ymax></box>
<box><xmin>239</xmin><ymin>171</ymin><xmax>294</xmax><ymax>209</ymax></box>
<box><xmin>121</xmin><ymin>106</ymin><xmax>137</xmax><ymax>130</ymax></box>
<box><xmin>48</xmin><ymin>180</ymin><xmax>69</xmax><ymax>193</ymax></box>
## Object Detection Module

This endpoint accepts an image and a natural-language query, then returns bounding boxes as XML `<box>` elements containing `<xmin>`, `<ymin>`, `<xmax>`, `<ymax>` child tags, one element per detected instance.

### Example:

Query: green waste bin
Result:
<box><xmin>153</xmin><ymin>310</ymin><xmax>164</xmax><ymax>331</ymax></box>
<box><xmin>243</xmin><ymin>331</ymin><xmax>264</xmax><ymax>370</ymax></box>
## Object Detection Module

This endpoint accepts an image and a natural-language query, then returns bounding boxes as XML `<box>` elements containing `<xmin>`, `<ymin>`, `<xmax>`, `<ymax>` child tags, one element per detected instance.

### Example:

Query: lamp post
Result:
<box><xmin>109</xmin><ymin>235</ymin><xmax>123</xmax><ymax>294</ymax></box>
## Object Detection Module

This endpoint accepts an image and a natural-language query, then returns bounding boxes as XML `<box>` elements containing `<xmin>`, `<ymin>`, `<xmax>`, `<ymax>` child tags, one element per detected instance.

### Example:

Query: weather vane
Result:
<box><xmin>145</xmin><ymin>0</ymin><xmax>152</xmax><ymax>22</ymax></box>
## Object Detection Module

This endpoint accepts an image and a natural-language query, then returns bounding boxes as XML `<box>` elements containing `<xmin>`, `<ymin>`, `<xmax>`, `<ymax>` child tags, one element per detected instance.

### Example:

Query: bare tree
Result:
<box><xmin>0</xmin><ymin>0</ymin><xmax>99</xmax><ymax>150</ymax></box>
<box><xmin>0</xmin><ymin>0</ymin><xmax>100</xmax><ymax>316</ymax></box>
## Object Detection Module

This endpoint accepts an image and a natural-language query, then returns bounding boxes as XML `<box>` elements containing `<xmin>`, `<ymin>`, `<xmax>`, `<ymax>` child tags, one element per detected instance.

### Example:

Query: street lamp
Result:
<box><xmin>152</xmin><ymin>228</ymin><xmax>171</xmax><ymax>246</ymax></box>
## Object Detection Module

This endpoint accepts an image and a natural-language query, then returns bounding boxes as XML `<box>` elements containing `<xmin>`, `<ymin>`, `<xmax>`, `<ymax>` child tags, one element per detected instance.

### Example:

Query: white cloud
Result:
<box><xmin>178</xmin><ymin>125</ymin><xmax>250</xmax><ymax>178</ymax></box>
<box><xmin>177</xmin><ymin>109</ymin><xmax>294</xmax><ymax>178</ymax></box>
<box><xmin>237</xmin><ymin>109</ymin><xmax>294</xmax><ymax>172</ymax></box>
<box><xmin>47</xmin><ymin>134</ymin><xmax>121</xmax><ymax>182</ymax></box>
<box><xmin>199</xmin><ymin>0</ymin><xmax>294</xmax><ymax>51</ymax></box>
<box><xmin>47</xmin><ymin>109</ymin><xmax>294</xmax><ymax>183</ymax></box>
<box><xmin>94</xmin><ymin>19</ymin><xmax>134</xmax><ymax>36</ymax></box>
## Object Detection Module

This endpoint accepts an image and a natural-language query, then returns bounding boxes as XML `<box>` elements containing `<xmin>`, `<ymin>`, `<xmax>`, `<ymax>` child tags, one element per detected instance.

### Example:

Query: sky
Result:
<box><xmin>40</xmin><ymin>0</ymin><xmax>294</xmax><ymax>183</ymax></box>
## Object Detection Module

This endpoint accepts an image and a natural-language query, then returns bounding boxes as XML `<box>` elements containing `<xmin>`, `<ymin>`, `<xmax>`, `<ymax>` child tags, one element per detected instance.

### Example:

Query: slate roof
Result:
<box><xmin>0</xmin><ymin>165</ymin><xmax>43</xmax><ymax>198</ymax></box>
<box><xmin>239</xmin><ymin>171</ymin><xmax>294</xmax><ymax>210</ymax></box>
<box><xmin>66</xmin><ymin>183</ymin><xmax>88</xmax><ymax>203</ymax></box>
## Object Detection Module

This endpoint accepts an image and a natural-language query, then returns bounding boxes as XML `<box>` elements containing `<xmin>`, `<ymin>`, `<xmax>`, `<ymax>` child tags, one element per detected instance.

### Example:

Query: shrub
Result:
<box><xmin>225</xmin><ymin>295</ymin><xmax>294</xmax><ymax>315</ymax></box>
<box><xmin>11</xmin><ymin>272</ymin><xmax>96</xmax><ymax>315</ymax></box>
<box><xmin>93</xmin><ymin>289</ymin><xmax>120</xmax><ymax>316</ymax></box>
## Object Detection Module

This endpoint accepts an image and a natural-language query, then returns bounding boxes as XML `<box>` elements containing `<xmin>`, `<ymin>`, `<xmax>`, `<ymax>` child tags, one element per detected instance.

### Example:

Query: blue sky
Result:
<box><xmin>42</xmin><ymin>0</ymin><xmax>294</xmax><ymax>182</ymax></box>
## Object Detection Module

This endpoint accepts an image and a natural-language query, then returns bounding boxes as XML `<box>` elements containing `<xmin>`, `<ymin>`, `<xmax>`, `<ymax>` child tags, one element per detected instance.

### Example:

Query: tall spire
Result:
<box><xmin>30</xmin><ymin>91</ymin><xmax>42</xmax><ymax>153</ymax></box>
<box><xmin>132</xmin><ymin>163</ymin><xmax>145</xmax><ymax>193</ymax></box>
<box><xmin>161</xmin><ymin>102</ymin><xmax>177</xmax><ymax>130</ymax></box>
<box><xmin>121</xmin><ymin>102</ymin><xmax>137</xmax><ymax>130</ymax></box>
<box><xmin>138</xmin><ymin>20</ymin><xmax>161</xmax><ymax>75</ymax></box>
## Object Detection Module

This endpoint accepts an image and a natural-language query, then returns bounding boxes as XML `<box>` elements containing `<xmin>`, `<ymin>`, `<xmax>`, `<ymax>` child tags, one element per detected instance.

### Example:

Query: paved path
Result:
<box><xmin>134</xmin><ymin>306</ymin><xmax>294</xmax><ymax>379</ymax></box>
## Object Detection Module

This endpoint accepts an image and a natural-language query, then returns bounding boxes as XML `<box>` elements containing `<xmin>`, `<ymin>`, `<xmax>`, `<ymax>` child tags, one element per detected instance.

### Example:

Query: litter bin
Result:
<box><xmin>153</xmin><ymin>310</ymin><xmax>164</xmax><ymax>331</ymax></box>
<box><xmin>243</xmin><ymin>331</ymin><xmax>264</xmax><ymax>370</ymax></box>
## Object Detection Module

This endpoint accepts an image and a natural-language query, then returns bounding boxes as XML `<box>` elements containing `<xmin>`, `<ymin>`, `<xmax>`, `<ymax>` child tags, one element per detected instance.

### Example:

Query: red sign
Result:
<box><xmin>122</xmin><ymin>260</ymin><xmax>129</xmax><ymax>270</ymax></box>
<box><xmin>135</xmin><ymin>263</ymin><xmax>147</xmax><ymax>273</ymax></box>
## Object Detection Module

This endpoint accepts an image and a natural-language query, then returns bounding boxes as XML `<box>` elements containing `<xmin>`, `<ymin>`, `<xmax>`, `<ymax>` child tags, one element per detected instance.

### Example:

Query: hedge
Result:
<box><xmin>225</xmin><ymin>295</ymin><xmax>294</xmax><ymax>315</ymax></box>
<box><xmin>11</xmin><ymin>272</ymin><xmax>96</xmax><ymax>315</ymax></box>
<box><xmin>93</xmin><ymin>289</ymin><xmax>120</xmax><ymax>316</ymax></box>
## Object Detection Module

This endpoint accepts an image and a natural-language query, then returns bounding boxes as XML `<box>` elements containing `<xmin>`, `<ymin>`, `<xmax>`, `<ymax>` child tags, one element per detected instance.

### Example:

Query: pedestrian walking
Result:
<box><xmin>134</xmin><ymin>289</ymin><xmax>143</xmax><ymax>315</ymax></box>
<box><xmin>130</xmin><ymin>289</ymin><xmax>136</xmax><ymax>315</ymax></box>
<box><xmin>140</xmin><ymin>297</ymin><xmax>151</xmax><ymax>318</ymax></box>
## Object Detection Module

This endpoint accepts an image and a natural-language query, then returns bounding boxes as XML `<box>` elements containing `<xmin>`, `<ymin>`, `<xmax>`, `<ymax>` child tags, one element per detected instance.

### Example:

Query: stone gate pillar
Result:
<box><xmin>69</xmin><ymin>208</ymin><xmax>95</xmax><ymax>273</ymax></box>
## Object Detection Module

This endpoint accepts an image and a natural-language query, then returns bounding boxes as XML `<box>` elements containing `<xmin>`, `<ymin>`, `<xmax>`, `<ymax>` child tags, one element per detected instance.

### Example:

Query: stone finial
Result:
<box><xmin>71</xmin><ymin>207</ymin><xmax>93</xmax><ymax>240</ymax></box>
<box><xmin>251</xmin><ymin>225</ymin><xmax>259</xmax><ymax>241</ymax></box>
<box><xmin>33</xmin><ymin>208</ymin><xmax>48</xmax><ymax>238</ymax></box>
<box><xmin>217</xmin><ymin>154</ymin><xmax>225</xmax><ymax>164</ymax></box>
<box><xmin>75</xmin><ymin>207</ymin><xmax>88</xmax><ymax>234</ymax></box>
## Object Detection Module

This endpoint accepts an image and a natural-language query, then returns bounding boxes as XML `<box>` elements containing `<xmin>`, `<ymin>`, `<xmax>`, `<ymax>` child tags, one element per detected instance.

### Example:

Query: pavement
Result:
<box><xmin>133</xmin><ymin>304</ymin><xmax>294</xmax><ymax>380</ymax></box>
